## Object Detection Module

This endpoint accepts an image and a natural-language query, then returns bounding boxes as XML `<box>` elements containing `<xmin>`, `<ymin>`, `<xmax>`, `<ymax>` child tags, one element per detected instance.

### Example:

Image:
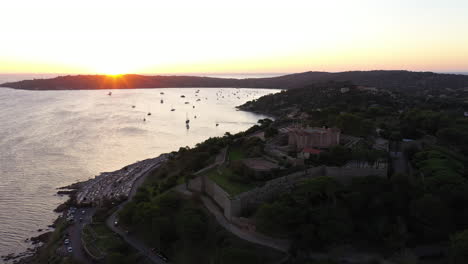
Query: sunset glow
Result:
<box><xmin>1</xmin><ymin>0</ymin><xmax>468</xmax><ymax>74</ymax></box>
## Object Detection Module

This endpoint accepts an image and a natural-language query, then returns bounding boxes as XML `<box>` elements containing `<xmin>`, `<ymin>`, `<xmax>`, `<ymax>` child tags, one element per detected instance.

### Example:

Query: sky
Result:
<box><xmin>1</xmin><ymin>0</ymin><xmax>468</xmax><ymax>75</ymax></box>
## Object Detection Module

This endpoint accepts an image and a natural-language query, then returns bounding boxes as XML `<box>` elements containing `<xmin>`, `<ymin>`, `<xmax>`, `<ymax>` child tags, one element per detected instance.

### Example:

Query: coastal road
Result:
<box><xmin>67</xmin><ymin>207</ymin><xmax>96</xmax><ymax>264</ymax></box>
<box><xmin>106</xmin><ymin>157</ymin><xmax>168</xmax><ymax>264</ymax></box>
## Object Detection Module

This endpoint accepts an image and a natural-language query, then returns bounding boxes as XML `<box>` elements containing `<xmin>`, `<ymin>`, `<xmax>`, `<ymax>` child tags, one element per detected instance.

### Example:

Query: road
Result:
<box><xmin>67</xmin><ymin>155</ymin><xmax>168</xmax><ymax>264</ymax></box>
<box><xmin>106</xmin><ymin>157</ymin><xmax>168</xmax><ymax>264</ymax></box>
<box><xmin>67</xmin><ymin>207</ymin><xmax>96</xmax><ymax>264</ymax></box>
<box><xmin>176</xmin><ymin>184</ymin><xmax>290</xmax><ymax>252</ymax></box>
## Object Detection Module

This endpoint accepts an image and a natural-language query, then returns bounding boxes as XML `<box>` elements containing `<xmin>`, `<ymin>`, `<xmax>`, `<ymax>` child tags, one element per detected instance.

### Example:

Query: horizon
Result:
<box><xmin>0</xmin><ymin>70</ymin><xmax>467</xmax><ymax>79</ymax></box>
<box><xmin>2</xmin><ymin>0</ymin><xmax>468</xmax><ymax>74</ymax></box>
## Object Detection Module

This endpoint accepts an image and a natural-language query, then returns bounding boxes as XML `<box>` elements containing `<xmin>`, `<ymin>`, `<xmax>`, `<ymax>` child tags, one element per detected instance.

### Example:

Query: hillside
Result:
<box><xmin>2</xmin><ymin>71</ymin><xmax>468</xmax><ymax>94</ymax></box>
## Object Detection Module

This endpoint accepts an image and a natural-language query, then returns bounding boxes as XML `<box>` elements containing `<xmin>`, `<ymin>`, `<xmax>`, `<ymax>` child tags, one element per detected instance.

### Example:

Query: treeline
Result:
<box><xmin>118</xmin><ymin>191</ymin><xmax>283</xmax><ymax>264</ymax></box>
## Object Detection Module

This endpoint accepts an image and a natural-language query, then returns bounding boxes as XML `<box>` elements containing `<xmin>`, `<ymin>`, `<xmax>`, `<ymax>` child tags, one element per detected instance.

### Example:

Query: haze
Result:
<box><xmin>1</xmin><ymin>0</ymin><xmax>468</xmax><ymax>74</ymax></box>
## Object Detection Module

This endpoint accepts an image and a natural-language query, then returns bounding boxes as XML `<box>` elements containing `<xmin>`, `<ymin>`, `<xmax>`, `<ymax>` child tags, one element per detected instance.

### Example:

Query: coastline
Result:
<box><xmin>2</xmin><ymin>153</ymin><xmax>170</xmax><ymax>264</ymax></box>
<box><xmin>0</xmin><ymin>93</ymin><xmax>272</xmax><ymax>264</ymax></box>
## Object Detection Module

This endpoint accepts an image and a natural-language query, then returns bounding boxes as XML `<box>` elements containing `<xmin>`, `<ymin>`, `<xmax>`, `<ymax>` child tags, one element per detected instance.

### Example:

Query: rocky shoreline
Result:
<box><xmin>2</xmin><ymin>154</ymin><xmax>169</xmax><ymax>264</ymax></box>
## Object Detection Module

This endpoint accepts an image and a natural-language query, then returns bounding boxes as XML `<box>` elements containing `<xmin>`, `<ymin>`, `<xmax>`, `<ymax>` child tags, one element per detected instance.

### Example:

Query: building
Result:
<box><xmin>288</xmin><ymin>127</ymin><xmax>341</xmax><ymax>150</ymax></box>
<box><xmin>298</xmin><ymin>147</ymin><xmax>322</xmax><ymax>159</ymax></box>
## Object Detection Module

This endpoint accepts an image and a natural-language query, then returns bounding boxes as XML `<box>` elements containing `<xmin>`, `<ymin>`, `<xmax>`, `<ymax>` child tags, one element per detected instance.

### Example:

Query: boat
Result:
<box><xmin>180</xmin><ymin>95</ymin><xmax>185</xmax><ymax>98</ymax></box>
<box><xmin>171</xmin><ymin>105</ymin><xmax>175</xmax><ymax>111</ymax></box>
<box><xmin>193</xmin><ymin>106</ymin><xmax>195</xmax><ymax>108</ymax></box>
<box><xmin>131</xmin><ymin>105</ymin><xmax>135</xmax><ymax>108</ymax></box>
<box><xmin>196</xmin><ymin>99</ymin><xmax>201</xmax><ymax>101</ymax></box>
<box><xmin>147</xmin><ymin>112</ymin><xmax>151</xmax><ymax>116</ymax></box>
<box><xmin>108</xmin><ymin>92</ymin><xmax>112</xmax><ymax>96</ymax></box>
<box><xmin>160</xmin><ymin>99</ymin><xmax>164</xmax><ymax>104</ymax></box>
<box><xmin>185</xmin><ymin>102</ymin><xmax>189</xmax><ymax>104</ymax></box>
<box><xmin>185</xmin><ymin>113</ymin><xmax>190</xmax><ymax>124</ymax></box>
<box><xmin>216</xmin><ymin>123</ymin><xmax>219</xmax><ymax>127</ymax></box>
<box><xmin>143</xmin><ymin>118</ymin><xmax>146</xmax><ymax>122</ymax></box>
<box><xmin>160</xmin><ymin>92</ymin><xmax>164</xmax><ymax>95</ymax></box>
<box><xmin>186</xmin><ymin>124</ymin><xmax>190</xmax><ymax>130</ymax></box>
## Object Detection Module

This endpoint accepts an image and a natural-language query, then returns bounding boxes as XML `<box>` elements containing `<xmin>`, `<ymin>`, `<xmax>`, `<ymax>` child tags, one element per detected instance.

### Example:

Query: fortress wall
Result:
<box><xmin>325</xmin><ymin>166</ymin><xmax>387</xmax><ymax>185</ymax></box>
<box><xmin>203</xmin><ymin>175</ymin><xmax>233</xmax><ymax>219</ymax></box>
<box><xmin>192</xmin><ymin>164</ymin><xmax>387</xmax><ymax>220</ymax></box>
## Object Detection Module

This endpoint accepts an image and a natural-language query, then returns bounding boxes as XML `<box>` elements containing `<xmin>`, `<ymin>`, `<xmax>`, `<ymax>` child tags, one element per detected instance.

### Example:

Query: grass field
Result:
<box><xmin>228</xmin><ymin>147</ymin><xmax>246</xmax><ymax>161</ymax></box>
<box><xmin>205</xmin><ymin>167</ymin><xmax>256</xmax><ymax>196</ymax></box>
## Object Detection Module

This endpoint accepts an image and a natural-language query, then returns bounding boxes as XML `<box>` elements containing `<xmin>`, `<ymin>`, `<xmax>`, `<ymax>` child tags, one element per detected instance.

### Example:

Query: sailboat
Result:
<box><xmin>185</xmin><ymin>113</ymin><xmax>190</xmax><ymax>125</ymax></box>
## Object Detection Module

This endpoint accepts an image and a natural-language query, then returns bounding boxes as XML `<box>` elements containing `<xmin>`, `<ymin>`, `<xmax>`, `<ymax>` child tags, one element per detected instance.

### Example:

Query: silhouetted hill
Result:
<box><xmin>2</xmin><ymin>71</ymin><xmax>468</xmax><ymax>94</ymax></box>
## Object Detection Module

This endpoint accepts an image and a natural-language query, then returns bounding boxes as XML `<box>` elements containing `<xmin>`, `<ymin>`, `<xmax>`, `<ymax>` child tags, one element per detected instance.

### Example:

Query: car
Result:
<box><xmin>64</xmin><ymin>239</ymin><xmax>70</xmax><ymax>245</ymax></box>
<box><xmin>67</xmin><ymin>246</ymin><xmax>73</xmax><ymax>253</ymax></box>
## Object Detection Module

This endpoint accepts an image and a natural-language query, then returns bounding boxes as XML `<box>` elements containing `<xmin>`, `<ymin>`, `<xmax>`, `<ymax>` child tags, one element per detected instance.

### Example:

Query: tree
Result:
<box><xmin>294</xmin><ymin>176</ymin><xmax>342</xmax><ymax>206</ymax></box>
<box><xmin>409</xmin><ymin>194</ymin><xmax>452</xmax><ymax>241</ymax></box>
<box><xmin>179</xmin><ymin>206</ymin><xmax>208</xmax><ymax>241</ymax></box>
<box><xmin>219</xmin><ymin>247</ymin><xmax>259</xmax><ymax>264</ymax></box>
<box><xmin>450</xmin><ymin>229</ymin><xmax>468</xmax><ymax>264</ymax></box>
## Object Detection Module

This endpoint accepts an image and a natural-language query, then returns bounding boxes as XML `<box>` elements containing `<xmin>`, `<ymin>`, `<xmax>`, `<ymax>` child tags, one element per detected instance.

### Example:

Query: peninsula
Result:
<box><xmin>2</xmin><ymin>71</ymin><xmax>468</xmax><ymax>95</ymax></box>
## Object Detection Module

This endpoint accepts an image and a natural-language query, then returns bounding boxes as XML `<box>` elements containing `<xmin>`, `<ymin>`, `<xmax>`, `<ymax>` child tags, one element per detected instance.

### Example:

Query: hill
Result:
<box><xmin>2</xmin><ymin>71</ymin><xmax>468</xmax><ymax>94</ymax></box>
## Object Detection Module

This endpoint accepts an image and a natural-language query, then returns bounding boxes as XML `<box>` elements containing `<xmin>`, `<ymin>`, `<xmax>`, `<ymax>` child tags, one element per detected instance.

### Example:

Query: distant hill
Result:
<box><xmin>2</xmin><ymin>71</ymin><xmax>468</xmax><ymax>94</ymax></box>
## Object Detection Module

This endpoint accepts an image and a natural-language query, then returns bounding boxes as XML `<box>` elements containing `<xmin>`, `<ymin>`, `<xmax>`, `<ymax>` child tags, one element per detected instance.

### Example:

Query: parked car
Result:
<box><xmin>67</xmin><ymin>246</ymin><xmax>73</xmax><ymax>253</ymax></box>
<box><xmin>64</xmin><ymin>239</ymin><xmax>70</xmax><ymax>245</ymax></box>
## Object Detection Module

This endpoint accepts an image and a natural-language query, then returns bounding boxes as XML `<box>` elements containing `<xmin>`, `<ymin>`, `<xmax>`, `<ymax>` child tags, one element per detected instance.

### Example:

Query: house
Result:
<box><xmin>298</xmin><ymin>147</ymin><xmax>322</xmax><ymax>159</ymax></box>
<box><xmin>288</xmin><ymin>126</ymin><xmax>341</xmax><ymax>150</ymax></box>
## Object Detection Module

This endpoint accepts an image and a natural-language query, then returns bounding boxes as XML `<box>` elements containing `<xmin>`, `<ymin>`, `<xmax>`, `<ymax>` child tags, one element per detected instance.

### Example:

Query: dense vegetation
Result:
<box><xmin>241</xmin><ymin>82</ymin><xmax>468</xmax><ymax>263</ymax></box>
<box><xmin>3</xmin><ymin>71</ymin><xmax>468</xmax><ymax>93</ymax></box>
<box><xmin>118</xmin><ymin>191</ymin><xmax>283</xmax><ymax>264</ymax></box>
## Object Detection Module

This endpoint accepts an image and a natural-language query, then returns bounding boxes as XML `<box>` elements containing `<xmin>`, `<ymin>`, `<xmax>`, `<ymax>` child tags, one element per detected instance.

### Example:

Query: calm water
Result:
<box><xmin>0</xmin><ymin>82</ymin><xmax>278</xmax><ymax>257</ymax></box>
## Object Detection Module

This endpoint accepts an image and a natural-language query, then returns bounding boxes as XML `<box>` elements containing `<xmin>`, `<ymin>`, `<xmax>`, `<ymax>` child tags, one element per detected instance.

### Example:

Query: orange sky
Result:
<box><xmin>1</xmin><ymin>0</ymin><xmax>468</xmax><ymax>74</ymax></box>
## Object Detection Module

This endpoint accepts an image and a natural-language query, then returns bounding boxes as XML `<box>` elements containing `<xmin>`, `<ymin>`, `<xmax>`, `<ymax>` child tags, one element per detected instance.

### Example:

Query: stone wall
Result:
<box><xmin>188</xmin><ymin>176</ymin><xmax>202</xmax><ymax>192</ymax></box>
<box><xmin>234</xmin><ymin>166</ymin><xmax>325</xmax><ymax>214</ymax></box>
<box><xmin>189</xmin><ymin>164</ymin><xmax>387</xmax><ymax>220</ymax></box>
<box><xmin>325</xmin><ymin>166</ymin><xmax>387</xmax><ymax>185</ymax></box>
<box><xmin>203</xmin><ymin>175</ymin><xmax>232</xmax><ymax>218</ymax></box>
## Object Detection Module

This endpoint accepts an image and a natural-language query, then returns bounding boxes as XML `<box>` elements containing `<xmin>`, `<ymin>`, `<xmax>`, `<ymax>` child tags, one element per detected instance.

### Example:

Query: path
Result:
<box><xmin>106</xmin><ymin>156</ymin><xmax>169</xmax><ymax>264</ymax></box>
<box><xmin>176</xmin><ymin>147</ymin><xmax>291</xmax><ymax>253</ymax></box>
<box><xmin>202</xmin><ymin>192</ymin><xmax>290</xmax><ymax>252</ymax></box>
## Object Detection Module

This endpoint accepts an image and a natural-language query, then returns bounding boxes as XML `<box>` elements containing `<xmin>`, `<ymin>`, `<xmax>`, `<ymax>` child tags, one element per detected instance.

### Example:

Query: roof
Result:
<box><xmin>242</xmin><ymin>158</ymin><xmax>279</xmax><ymax>171</ymax></box>
<box><xmin>302</xmin><ymin>148</ymin><xmax>322</xmax><ymax>154</ymax></box>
